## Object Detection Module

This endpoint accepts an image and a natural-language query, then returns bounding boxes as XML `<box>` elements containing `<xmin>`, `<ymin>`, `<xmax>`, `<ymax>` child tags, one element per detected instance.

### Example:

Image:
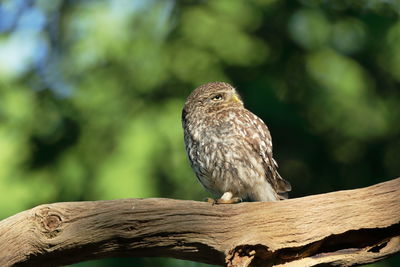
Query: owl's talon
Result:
<box><xmin>216</xmin><ymin>197</ymin><xmax>242</xmax><ymax>204</ymax></box>
<box><xmin>205</xmin><ymin>198</ymin><xmax>217</xmax><ymax>205</ymax></box>
<box><xmin>232</xmin><ymin>197</ymin><xmax>243</xmax><ymax>203</ymax></box>
<box><xmin>205</xmin><ymin>197</ymin><xmax>242</xmax><ymax>205</ymax></box>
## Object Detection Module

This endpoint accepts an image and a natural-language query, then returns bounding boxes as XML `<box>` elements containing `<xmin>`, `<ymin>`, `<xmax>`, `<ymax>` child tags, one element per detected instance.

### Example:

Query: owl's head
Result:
<box><xmin>183</xmin><ymin>82</ymin><xmax>244</xmax><ymax>115</ymax></box>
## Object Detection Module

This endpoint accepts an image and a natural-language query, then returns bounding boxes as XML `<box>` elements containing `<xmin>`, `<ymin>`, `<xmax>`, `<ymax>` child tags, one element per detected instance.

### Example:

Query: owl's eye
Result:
<box><xmin>211</xmin><ymin>94</ymin><xmax>223</xmax><ymax>101</ymax></box>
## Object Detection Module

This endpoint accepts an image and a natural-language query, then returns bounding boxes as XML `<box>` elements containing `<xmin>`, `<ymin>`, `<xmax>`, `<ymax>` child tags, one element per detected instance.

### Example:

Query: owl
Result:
<box><xmin>182</xmin><ymin>82</ymin><xmax>291</xmax><ymax>204</ymax></box>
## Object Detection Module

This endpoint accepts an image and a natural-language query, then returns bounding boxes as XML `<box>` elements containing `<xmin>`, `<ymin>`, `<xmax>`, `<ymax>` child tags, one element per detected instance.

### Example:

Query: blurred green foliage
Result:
<box><xmin>0</xmin><ymin>0</ymin><xmax>399</xmax><ymax>266</ymax></box>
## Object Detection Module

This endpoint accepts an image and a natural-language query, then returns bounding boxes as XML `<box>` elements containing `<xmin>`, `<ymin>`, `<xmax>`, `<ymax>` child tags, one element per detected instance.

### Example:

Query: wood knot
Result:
<box><xmin>35</xmin><ymin>206</ymin><xmax>64</xmax><ymax>238</ymax></box>
<box><xmin>43</xmin><ymin>214</ymin><xmax>62</xmax><ymax>231</ymax></box>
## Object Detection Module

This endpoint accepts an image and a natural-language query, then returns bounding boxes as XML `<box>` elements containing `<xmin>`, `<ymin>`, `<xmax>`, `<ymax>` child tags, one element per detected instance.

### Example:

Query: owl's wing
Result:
<box><xmin>242</xmin><ymin>110</ymin><xmax>291</xmax><ymax>199</ymax></box>
<box><xmin>266</xmin><ymin>151</ymin><xmax>292</xmax><ymax>199</ymax></box>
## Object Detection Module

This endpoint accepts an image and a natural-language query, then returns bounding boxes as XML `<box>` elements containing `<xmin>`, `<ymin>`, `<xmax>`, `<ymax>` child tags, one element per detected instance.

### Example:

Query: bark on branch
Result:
<box><xmin>1</xmin><ymin>178</ymin><xmax>399</xmax><ymax>267</ymax></box>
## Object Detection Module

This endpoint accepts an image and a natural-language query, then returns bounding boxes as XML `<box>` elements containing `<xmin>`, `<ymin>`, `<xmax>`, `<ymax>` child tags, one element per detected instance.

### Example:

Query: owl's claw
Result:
<box><xmin>205</xmin><ymin>197</ymin><xmax>216</xmax><ymax>205</ymax></box>
<box><xmin>205</xmin><ymin>197</ymin><xmax>242</xmax><ymax>205</ymax></box>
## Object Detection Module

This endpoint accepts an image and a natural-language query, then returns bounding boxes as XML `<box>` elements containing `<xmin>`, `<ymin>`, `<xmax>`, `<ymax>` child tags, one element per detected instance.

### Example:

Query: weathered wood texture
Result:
<box><xmin>0</xmin><ymin>178</ymin><xmax>399</xmax><ymax>267</ymax></box>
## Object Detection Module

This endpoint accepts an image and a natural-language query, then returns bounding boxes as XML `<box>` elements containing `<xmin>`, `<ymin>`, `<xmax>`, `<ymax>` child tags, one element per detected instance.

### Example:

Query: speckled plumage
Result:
<box><xmin>182</xmin><ymin>82</ymin><xmax>291</xmax><ymax>202</ymax></box>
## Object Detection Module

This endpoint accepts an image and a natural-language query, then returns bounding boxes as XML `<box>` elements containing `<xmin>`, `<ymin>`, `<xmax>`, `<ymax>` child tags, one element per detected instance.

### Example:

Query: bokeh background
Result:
<box><xmin>0</xmin><ymin>0</ymin><xmax>399</xmax><ymax>266</ymax></box>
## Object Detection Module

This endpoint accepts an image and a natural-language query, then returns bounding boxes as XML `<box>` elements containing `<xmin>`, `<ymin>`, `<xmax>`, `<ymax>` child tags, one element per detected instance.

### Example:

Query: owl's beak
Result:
<box><xmin>231</xmin><ymin>93</ymin><xmax>241</xmax><ymax>103</ymax></box>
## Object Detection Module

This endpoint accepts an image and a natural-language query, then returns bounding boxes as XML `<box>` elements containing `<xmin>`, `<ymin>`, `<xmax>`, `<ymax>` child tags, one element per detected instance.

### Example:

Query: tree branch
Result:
<box><xmin>1</xmin><ymin>178</ymin><xmax>399</xmax><ymax>267</ymax></box>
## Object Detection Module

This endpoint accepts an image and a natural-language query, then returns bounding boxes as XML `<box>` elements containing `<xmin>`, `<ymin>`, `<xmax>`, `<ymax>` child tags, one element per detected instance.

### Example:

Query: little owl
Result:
<box><xmin>182</xmin><ymin>82</ymin><xmax>291</xmax><ymax>204</ymax></box>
